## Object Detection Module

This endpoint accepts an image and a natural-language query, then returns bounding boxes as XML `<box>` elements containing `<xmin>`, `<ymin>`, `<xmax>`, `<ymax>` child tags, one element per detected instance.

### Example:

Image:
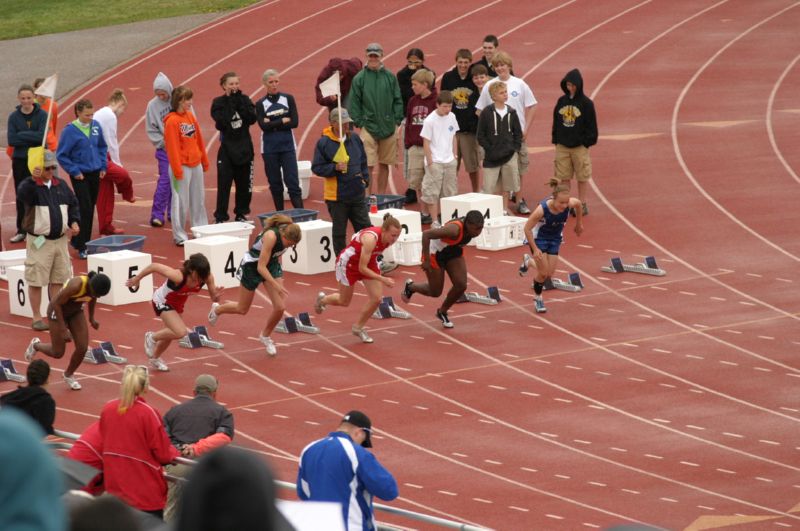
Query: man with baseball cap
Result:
<box><xmin>297</xmin><ymin>409</ymin><xmax>398</xmax><ymax>530</ymax></box>
<box><xmin>348</xmin><ymin>42</ymin><xmax>404</xmax><ymax>195</ymax></box>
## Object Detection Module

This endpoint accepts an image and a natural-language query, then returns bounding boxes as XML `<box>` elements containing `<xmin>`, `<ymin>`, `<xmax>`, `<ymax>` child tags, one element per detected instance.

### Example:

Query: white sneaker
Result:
<box><xmin>208</xmin><ymin>302</ymin><xmax>220</xmax><ymax>326</ymax></box>
<box><xmin>260</xmin><ymin>335</ymin><xmax>277</xmax><ymax>356</ymax></box>
<box><xmin>144</xmin><ymin>331</ymin><xmax>156</xmax><ymax>358</ymax></box>
<box><xmin>534</xmin><ymin>296</ymin><xmax>547</xmax><ymax>314</ymax></box>
<box><xmin>25</xmin><ymin>337</ymin><xmax>40</xmax><ymax>361</ymax></box>
<box><xmin>352</xmin><ymin>326</ymin><xmax>374</xmax><ymax>343</ymax></box>
<box><xmin>149</xmin><ymin>357</ymin><xmax>169</xmax><ymax>371</ymax></box>
<box><xmin>63</xmin><ymin>374</ymin><xmax>82</xmax><ymax>390</ymax></box>
<box><xmin>314</xmin><ymin>292</ymin><xmax>326</xmax><ymax>315</ymax></box>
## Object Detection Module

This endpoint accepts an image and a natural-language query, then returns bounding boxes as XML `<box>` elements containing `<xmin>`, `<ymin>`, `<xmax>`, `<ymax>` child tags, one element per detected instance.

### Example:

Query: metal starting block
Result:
<box><xmin>601</xmin><ymin>256</ymin><xmax>666</xmax><ymax>276</ymax></box>
<box><xmin>1</xmin><ymin>359</ymin><xmax>26</xmax><ymax>383</ymax></box>
<box><xmin>543</xmin><ymin>272</ymin><xmax>584</xmax><ymax>293</ymax></box>
<box><xmin>371</xmin><ymin>297</ymin><xmax>411</xmax><ymax>320</ymax></box>
<box><xmin>84</xmin><ymin>341</ymin><xmax>128</xmax><ymax>364</ymax></box>
<box><xmin>457</xmin><ymin>286</ymin><xmax>501</xmax><ymax>305</ymax></box>
<box><xmin>275</xmin><ymin>312</ymin><xmax>320</xmax><ymax>334</ymax></box>
<box><xmin>179</xmin><ymin>326</ymin><xmax>224</xmax><ymax>349</ymax></box>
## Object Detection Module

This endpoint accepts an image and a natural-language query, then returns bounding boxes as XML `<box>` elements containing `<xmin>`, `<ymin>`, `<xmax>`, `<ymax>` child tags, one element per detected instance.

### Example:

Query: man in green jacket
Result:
<box><xmin>348</xmin><ymin>42</ymin><xmax>404</xmax><ymax>195</ymax></box>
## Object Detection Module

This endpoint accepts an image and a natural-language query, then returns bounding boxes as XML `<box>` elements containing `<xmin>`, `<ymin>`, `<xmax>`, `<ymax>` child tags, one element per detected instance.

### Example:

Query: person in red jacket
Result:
<box><xmin>164</xmin><ymin>85</ymin><xmax>209</xmax><ymax>246</ymax></box>
<box><xmin>66</xmin><ymin>421</ymin><xmax>104</xmax><ymax>495</ymax></box>
<box><xmin>99</xmin><ymin>365</ymin><xmax>179</xmax><ymax>519</ymax></box>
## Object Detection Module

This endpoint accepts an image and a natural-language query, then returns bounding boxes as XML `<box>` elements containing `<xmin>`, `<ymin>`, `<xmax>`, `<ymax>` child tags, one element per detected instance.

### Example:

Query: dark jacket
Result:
<box><xmin>211</xmin><ymin>91</ymin><xmax>256</xmax><ymax>165</ymax></box>
<box><xmin>316</xmin><ymin>57</ymin><xmax>363</xmax><ymax>109</ymax></box>
<box><xmin>7</xmin><ymin>103</ymin><xmax>47</xmax><ymax>160</ymax></box>
<box><xmin>163</xmin><ymin>393</ymin><xmax>235</xmax><ymax>446</ymax></box>
<box><xmin>396</xmin><ymin>64</ymin><xmax>435</xmax><ymax>111</ymax></box>
<box><xmin>312</xmin><ymin>127</ymin><xmax>369</xmax><ymax>201</ymax></box>
<box><xmin>552</xmin><ymin>68</ymin><xmax>598</xmax><ymax>148</ymax></box>
<box><xmin>476</xmin><ymin>104</ymin><xmax>522</xmax><ymax>168</ymax></box>
<box><xmin>256</xmin><ymin>92</ymin><xmax>299</xmax><ymax>155</ymax></box>
<box><xmin>18</xmin><ymin>175</ymin><xmax>80</xmax><ymax>239</ymax></box>
<box><xmin>0</xmin><ymin>385</ymin><xmax>56</xmax><ymax>435</ymax></box>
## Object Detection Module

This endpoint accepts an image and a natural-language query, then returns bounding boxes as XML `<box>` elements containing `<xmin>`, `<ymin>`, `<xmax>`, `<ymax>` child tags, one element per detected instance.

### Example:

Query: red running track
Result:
<box><xmin>2</xmin><ymin>0</ymin><xmax>800</xmax><ymax>528</ymax></box>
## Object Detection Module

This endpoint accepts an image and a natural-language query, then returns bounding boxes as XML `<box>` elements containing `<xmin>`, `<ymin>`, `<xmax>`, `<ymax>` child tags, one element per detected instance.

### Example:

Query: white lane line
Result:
<box><xmin>404</xmin><ymin>483</ymin><xmax>423</xmax><ymax>489</ymax></box>
<box><xmin>621</xmin><ymin>489</ymin><xmax>640</xmax><ymax>495</ymax></box>
<box><xmin>717</xmin><ymin>468</ymin><xmax>736</xmax><ymax>475</ymax></box>
<box><xmin>472</xmin><ymin>498</ymin><xmax>493</xmax><ymax>504</ymax></box>
<box><xmin>680</xmin><ymin>461</ymin><xmax>700</xmax><ymax>467</ymax></box>
<box><xmin>509</xmin><ymin>506</ymin><xmax>529</xmax><ymax>512</ymax></box>
<box><xmin>723</xmin><ymin>432</ymin><xmax>744</xmax><ymax>438</ymax></box>
<box><xmin>439</xmin><ymin>490</ymin><xmax>458</xmax><ymax>496</ymax></box>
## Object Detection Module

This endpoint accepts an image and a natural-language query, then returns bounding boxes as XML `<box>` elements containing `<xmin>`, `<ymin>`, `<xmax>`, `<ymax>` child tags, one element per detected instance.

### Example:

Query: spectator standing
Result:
<box><xmin>420</xmin><ymin>91</ymin><xmax>459</xmax><ymax>226</ymax></box>
<box><xmin>472</xmin><ymin>34</ymin><xmax>512</xmax><ymax>78</ymax></box>
<box><xmin>552</xmin><ymin>68</ymin><xmax>598</xmax><ymax>216</ymax></box>
<box><xmin>404</xmin><ymin>69</ymin><xmax>437</xmax><ymax>225</ymax></box>
<box><xmin>441</xmin><ymin>49</ymin><xmax>482</xmax><ymax>192</ymax></box>
<box><xmin>311</xmin><ymin>108</ymin><xmax>371</xmax><ymax>257</ymax></box>
<box><xmin>297</xmin><ymin>410</ymin><xmax>398</xmax><ymax>531</ymax></box>
<box><xmin>17</xmin><ymin>149</ymin><xmax>80</xmax><ymax>331</ymax></box>
<box><xmin>164</xmin><ymin>85</ymin><xmax>210</xmax><ymax>246</ymax></box>
<box><xmin>162</xmin><ymin>374</ymin><xmax>235</xmax><ymax>521</ymax></box>
<box><xmin>57</xmin><ymin>98</ymin><xmax>108</xmax><ymax>259</ymax></box>
<box><xmin>471</xmin><ymin>64</ymin><xmax>490</xmax><ymax>93</ymax></box>
<box><xmin>211</xmin><ymin>71</ymin><xmax>257</xmax><ymax>223</ymax></box>
<box><xmin>316</xmin><ymin>56</ymin><xmax>363</xmax><ymax>110</ymax></box>
<box><xmin>145</xmin><ymin>72</ymin><xmax>173</xmax><ymax>227</ymax></box>
<box><xmin>348</xmin><ymin>42</ymin><xmax>404</xmax><ymax>195</ymax></box>
<box><xmin>94</xmin><ymin>89</ymin><xmax>135</xmax><ymax>235</ymax></box>
<box><xmin>256</xmin><ymin>69</ymin><xmax>302</xmax><ymax>211</ymax></box>
<box><xmin>0</xmin><ymin>359</ymin><xmax>56</xmax><ymax>435</ymax></box>
<box><xmin>7</xmin><ymin>84</ymin><xmax>47</xmax><ymax>243</ymax></box>
<box><xmin>396</xmin><ymin>49</ymin><xmax>433</xmax><ymax>207</ymax></box>
<box><xmin>99</xmin><ymin>365</ymin><xmax>179</xmax><ymax>519</ymax></box>
<box><xmin>33</xmin><ymin>77</ymin><xmax>58</xmax><ymax>152</ymax></box>
<box><xmin>475</xmin><ymin>51</ymin><xmax>537</xmax><ymax>215</ymax></box>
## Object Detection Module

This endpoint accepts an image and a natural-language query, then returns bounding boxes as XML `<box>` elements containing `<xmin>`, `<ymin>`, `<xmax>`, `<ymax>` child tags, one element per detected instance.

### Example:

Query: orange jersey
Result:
<box><xmin>163</xmin><ymin>110</ymin><xmax>209</xmax><ymax>179</ymax></box>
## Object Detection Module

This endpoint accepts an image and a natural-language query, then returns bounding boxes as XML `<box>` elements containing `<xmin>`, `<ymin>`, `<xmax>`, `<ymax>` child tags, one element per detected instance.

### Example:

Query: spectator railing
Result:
<box><xmin>52</xmin><ymin>430</ymin><xmax>488</xmax><ymax>531</ymax></box>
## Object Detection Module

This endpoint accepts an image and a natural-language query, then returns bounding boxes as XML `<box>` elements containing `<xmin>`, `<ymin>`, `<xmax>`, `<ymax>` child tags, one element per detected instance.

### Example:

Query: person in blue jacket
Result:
<box><xmin>57</xmin><ymin>98</ymin><xmax>108</xmax><ymax>259</ymax></box>
<box><xmin>297</xmin><ymin>410</ymin><xmax>398</xmax><ymax>531</ymax></box>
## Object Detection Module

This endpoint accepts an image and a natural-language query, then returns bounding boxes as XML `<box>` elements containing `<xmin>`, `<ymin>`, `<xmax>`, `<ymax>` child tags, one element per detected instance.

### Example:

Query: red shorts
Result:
<box><xmin>336</xmin><ymin>251</ymin><xmax>379</xmax><ymax>287</ymax></box>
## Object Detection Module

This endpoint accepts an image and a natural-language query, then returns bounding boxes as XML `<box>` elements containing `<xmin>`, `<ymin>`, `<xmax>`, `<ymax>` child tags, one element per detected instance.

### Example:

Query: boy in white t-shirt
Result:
<box><xmin>420</xmin><ymin>91</ymin><xmax>459</xmax><ymax>227</ymax></box>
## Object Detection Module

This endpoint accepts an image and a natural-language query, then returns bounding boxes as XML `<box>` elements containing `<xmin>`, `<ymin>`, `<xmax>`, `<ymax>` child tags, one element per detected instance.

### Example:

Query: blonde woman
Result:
<box><xmin>99</xmin><ymin>365</ymin><xmax>179</xmax><ymax>519</ymax></box>
<box><xmin>209</xmin><ymin>214</ymin><xmax>301</xmax><ymax>356</ymax></box>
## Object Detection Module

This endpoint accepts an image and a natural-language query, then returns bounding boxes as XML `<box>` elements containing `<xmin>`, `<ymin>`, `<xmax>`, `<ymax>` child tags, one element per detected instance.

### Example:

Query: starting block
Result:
<box><xmin>179</xmin><ymin>326</ymin><xmax>224</xmax><ymax>349</ymax></box>
<box><xmin>457</xmin><ymin>286</ymin><xmax>501</xmax><ymax>305</ymax></box>
<box><xmin>371</xmin><ymin>297</ymin><xmax>411</xmax><ymax>320</ymax></box>
<box><xmin>520</xmin><ymin>254</ymin><xmax>583</xmax><ymax>292</ymax></box>
<box><xmin>84</xmin><ymin>341</ymin><xmax>128</xmax><ymax>364</ymax></box>
<box><xmin>601</xmin><ymin>256</ymin><xmax>666</xmax><ymax>276</ymax></box>
<box><xmin>275</xmin><ymin>312</ymin><xmax>320</xmax><ymax>334</ymax></box>
<box><xmin>1</xmin><ymin>359</ymin><xmax>26</xmax><ymax>383</ymax></box>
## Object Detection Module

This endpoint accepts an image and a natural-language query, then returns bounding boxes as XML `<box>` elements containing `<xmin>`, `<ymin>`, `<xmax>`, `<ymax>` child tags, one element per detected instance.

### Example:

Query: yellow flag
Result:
<box><xmin>27</xmin><ymin>146</ymin><xmax>45</xmax><ymax>174</ymax></box>
<box><xmin>332</xmin><ymin>141</ymin><xmax>349</xmax><ymax>164</ymax></box>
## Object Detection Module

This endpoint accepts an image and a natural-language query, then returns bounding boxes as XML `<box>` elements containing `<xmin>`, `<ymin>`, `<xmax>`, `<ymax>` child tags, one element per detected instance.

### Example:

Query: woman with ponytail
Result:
<box><xmin>208</xmin><ymin>214</ymin><xmax>301</xmax><ymax>356</ymax></box>
<box><xmin>127</xmin><ymin>253</ymin><xmax>222</xmax><ymax>372</ymax></box>
<box><xmin>24</xmin><ymin>271</ymin><xmax>111</xmax><ymax>390</ymax></box>
<box><xmin>521</xmin><ymin>177</ymin><xmax>584</xmax><ymax>314</ymax></box>
<box><xmin>99</xmin><ymin>365</ymin><xmax>179</xmax><ymax>519</ymax></box>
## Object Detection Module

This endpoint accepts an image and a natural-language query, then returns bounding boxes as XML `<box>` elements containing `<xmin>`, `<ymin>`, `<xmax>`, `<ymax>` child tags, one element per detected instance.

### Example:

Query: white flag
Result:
<box><xmin>319</xmin><ymin>71</ymin><xmax>340</xmax><ymax>98</ymax></box>
<box><xmin>34</xmin><ymin>74</ymin><xmax>58</xmax><ymax>99</ymax></box>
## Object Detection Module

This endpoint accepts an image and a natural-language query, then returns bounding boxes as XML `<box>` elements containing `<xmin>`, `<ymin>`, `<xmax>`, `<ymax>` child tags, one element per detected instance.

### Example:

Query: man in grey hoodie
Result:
<box><xmin>145</xmin><ymin>72</ymin><xmax>173</xmax><ymax>227</ymax></box>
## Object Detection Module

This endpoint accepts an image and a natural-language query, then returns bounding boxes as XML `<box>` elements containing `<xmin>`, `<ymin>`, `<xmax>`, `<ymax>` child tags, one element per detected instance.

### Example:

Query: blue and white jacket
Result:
<box><xmin>297</xmin><ymin>432</ymin><xmax>398</xmax><ymax>531</ymax></box>
<box><xmin>56</xmin><ymin>120</ymin><xmax>108</xmax><ymax>177</ymax></box>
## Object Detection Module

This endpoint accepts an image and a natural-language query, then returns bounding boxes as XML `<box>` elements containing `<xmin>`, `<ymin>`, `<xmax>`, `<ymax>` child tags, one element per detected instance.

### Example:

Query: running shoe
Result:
<box><xmin>379</xmin><ymin>260</ymin><xmax>398</xmax><ymax>275</ymax></box>
<box><xmin>581</xmin><ymin>202</ymin><xmax>589</xmax><ymax>216</ymax></box>
<box><xmin>509</xmin><ymin>192</ymin><xmax>517</xmax><ymax>203</ymax></box>
<box><xmin>208</xmin><ymin>302</ymin><xmax>220</xmax><ymax>326</ymax></box>
<box><xmin>351</xmin><ymin>326</ymin><xmax>374</xmax><ymax>343</ymax></box>
<box><xmin>25</xmin><ymin>337</ymin><xmax>40</xmax><ymax>361</ymax></box>
<box><xmin>436</xmin><ymin>309</ymin><xmax>454</xmax><ymax>329</ymax></box>
<box><xmin>150</xmin><ymin>218</ymin><xmax>164</xmax><ymax>227</ymax></box>
<box><xmin>314</xmin><ymin>292</ymin><xmax>326</xmax><ymax>314</ymax></box>
<box><xmin>9</xmin><ymin>232</ymin><xmax>25</xmax><ymax>243</ymax></box>
<box><xmin>259</xmin><ymin>335</ymin><xmax>277</xmax><ymax>356</ymax></box>
<box><xmin>518</xmin><ymin>253</ymin><xmax>532</xmax><ymax>276</ymax></box>
<box><xmin>63</xmin><ymin>374</ymin><xmax>82</xmax><ymax>390</ymax></box>
<box><xmin>144</xmin><ymin>331</ymin><xmax>156</xmax><ymax>358</ymax></box>
<box><xmin>534</xmin><ymin>296</ymin><xmax>547</xmax><ymax>314</ymax></box>
<box><xmin>420</xmin><ymin>213</ymin><xmax>433</xmax><ymax>225</ymax></box>
<box><xmin>401</xmin><ymin>279</ymin><xmax>414</xmax><ymax>303</ymax></box>
<box><xmin>149</xmin><ymin>357</ymin><xmax>169</xmax><ymax>372</ymax></box>
<box><xmin>517</xmin><ymin>199</ymin><xmax>531</xmax><ymax>215</ymax></box>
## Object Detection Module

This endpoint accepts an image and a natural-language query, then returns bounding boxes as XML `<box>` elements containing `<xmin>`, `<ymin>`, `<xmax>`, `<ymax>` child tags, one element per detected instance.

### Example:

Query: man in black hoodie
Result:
<box><xmin>552</xmin><ymin>68</ymin><xmax>598</xmax><ymax>216</ymax></box>
<box><xmin>0</xmin><ymin>359</ymin><xmax>55</xmax><ymax>435</ymax></box>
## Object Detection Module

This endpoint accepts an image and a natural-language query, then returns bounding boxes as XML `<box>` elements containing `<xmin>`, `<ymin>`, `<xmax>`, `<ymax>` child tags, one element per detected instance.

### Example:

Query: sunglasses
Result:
<box><xmin>125</xmin><ymin>364</ymin><xmax>149</xmax><ymax>376</ymax></box>
<box><xmin>44</xmin><ymin>166</ymin><xmax>57</xmax><ymax>171</ymax></box>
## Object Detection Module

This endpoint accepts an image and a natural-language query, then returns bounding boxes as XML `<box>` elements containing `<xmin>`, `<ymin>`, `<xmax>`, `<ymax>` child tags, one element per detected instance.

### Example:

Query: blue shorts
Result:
<box><xmin>535</xmin><ymin>238</ymin><xmax>562</xmax><ymax>255</ymax></box>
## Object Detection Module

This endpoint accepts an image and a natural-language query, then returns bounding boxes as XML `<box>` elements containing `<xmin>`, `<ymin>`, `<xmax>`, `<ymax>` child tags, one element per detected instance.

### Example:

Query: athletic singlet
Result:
<box><xmin>241</xmin><ymin>226</ymin><xmax>287</xmax><ymax>266</ymax></box>
<box><xmin>339</xmin><ymin>227</ymin><xmax>389</xmax><ymax>272</ymax></box>
<box><xmin>70</xmin><ymin>275</ymin><xmax>93</xmax><ymax>303</ymax></box>
<box><xmin>152</xmin><ymin>274</ymin><xmax>204</xmax><ymax>314</ymax></box>
<box><xmin>533</xmin><ymin>199</ymin><xmax>569</xmax><ymax>242</ymax></box>
<box><xmin>429</xmin><ymin>218</ymin><xmax>472</xmax><ymax>255</ymax></box>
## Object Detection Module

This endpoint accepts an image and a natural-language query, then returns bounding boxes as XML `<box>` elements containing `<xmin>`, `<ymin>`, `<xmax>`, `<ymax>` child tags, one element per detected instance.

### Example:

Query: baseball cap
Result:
<box><xmin>342</xmin><ymin>410</ymin><xmax>372</xmax><ymax>448</ymax></box>
<box><xmin>194</xmin><ymin>374</ymin><xmax>218</xmax><ymax>393</ymax></box>
<box><xmin>366</xmin><ymin>42</ymin><xmax>383</xmax><ymax>56</ymax></box>
<box><xmin>329</xmin><ymin>107</ymin><xmax>353</xmax><ymax>124</ymax></box>
<box><xmin>43</xmin><ymin>150</ymin><xmax>57</xmax><ymax>166</ymax></box>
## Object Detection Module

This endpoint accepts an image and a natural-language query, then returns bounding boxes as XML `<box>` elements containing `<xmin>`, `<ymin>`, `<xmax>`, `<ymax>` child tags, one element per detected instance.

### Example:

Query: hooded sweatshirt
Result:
<box><xmin>552</xmin><ymin>68</ymin><xmax>598</xmax><ymax>148</ymax></box>
<box><xmin>348</xmin><ymin>64</ymin><xmax>404</xmax><ymax>139</ymax></box>
<box><xmin>0</xmin><ymin>384</ymin><xmax>56</xmax><ymax>435</ymax></box>
<box><xmin>56</xmin><ymin>119</ymin><xmax>108</xmax><ymax>176</ymax></box>
<box><xmin>316</xmin><ymin>57</ymin><xmax>363</xmax><ymax>109</ymax></box>
<box><xmin>145</xmin><ymin>72</ymin><xmax>173</xmax><ymax>149</ymax></box>
<box><xmin>164</xmin><ymin>108</ymin><xmax>209</xmax><ymax>179</ymax></box>
<box><xmin>404</xmin><ymin>88</ymin><xmax>438</xmax><ymax>148</ymax></box>
<box><xmin>476</xmin><ymin>103</ymin><xmax>522</xmax><ymax>168</ymax></box>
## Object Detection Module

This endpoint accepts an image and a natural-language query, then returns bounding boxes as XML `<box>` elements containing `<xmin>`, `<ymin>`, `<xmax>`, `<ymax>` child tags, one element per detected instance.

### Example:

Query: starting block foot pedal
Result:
<box><xmin>457</xmin><ymin>286</ymin><xmax>500</xmax><ymax>305</ymax></box>
<box><xmin>372</xmin><ymin>297</ymin><xmax>411</xmax><ymax>319</ymax></box>
<box><xmin>84</xmin><ymin>341</ymin><xmax>128</xmax><ymax>364</ymax></box>
<box><xmin>179</xmin><ymin>327</ymin><xmax>224</xmax><ymax>349</ymax></box>
<box><xmin>542</xmin><ymin>272</ymin><xmax>583</xmax><ymax>292</ymax></box>
<box><xmin>601</xmin><ymin>256</ymin><xmax>666</xmax><ymax>276</ymax></box>
<box><xmin>296</xmin><ymin>312</ymin><xmax>320</xmax><ymax>334</ymax></box>
<box><xmin>1</xmin><ymin>359</ymin><xmax>26</xmax><ymax>383</ymax></box>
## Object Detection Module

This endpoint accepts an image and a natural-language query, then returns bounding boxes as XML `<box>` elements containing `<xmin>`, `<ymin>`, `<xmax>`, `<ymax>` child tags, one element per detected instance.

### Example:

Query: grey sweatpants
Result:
<box><xmin>170</xmin><ymin>164</ymin><xmax>209</xmax><ymax>243</ymax></box>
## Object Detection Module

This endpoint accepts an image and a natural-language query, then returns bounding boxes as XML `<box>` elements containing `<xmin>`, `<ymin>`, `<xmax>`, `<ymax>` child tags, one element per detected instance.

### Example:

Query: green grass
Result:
<box><xmin>0</xmin><ymin>0</ymin><xmax>257</xmax><ymax>41</ymax></box>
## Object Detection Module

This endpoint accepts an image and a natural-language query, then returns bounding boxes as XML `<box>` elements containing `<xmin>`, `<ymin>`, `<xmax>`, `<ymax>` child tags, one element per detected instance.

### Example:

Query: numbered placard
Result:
<box><xmin>282</xmin><ymin>219</ymin><xmax>335</xmax><ymax>275</ymax></box>
<box><xmin>183</xmin><ymin>235</ymin><xmax>248</xmax><ymax>289</ymax></box>
<box><xmin>369</xmin><ymin>208</ymin><xmax>422</xmax><ymax>263</ymax></box>
<box><xmin>88</xmin><ymin>250</ymin><xmax>153</xmax><ymax>306</ymax></box>
<box><xmin>440</xmin><ymin>192</ymin><xmax>503</xmax><ymax>222</ymax></box>
<box><xmin>7</xmin><ymin>265</ymin><xmax>51</xmax><ymax>318</ymax></box>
